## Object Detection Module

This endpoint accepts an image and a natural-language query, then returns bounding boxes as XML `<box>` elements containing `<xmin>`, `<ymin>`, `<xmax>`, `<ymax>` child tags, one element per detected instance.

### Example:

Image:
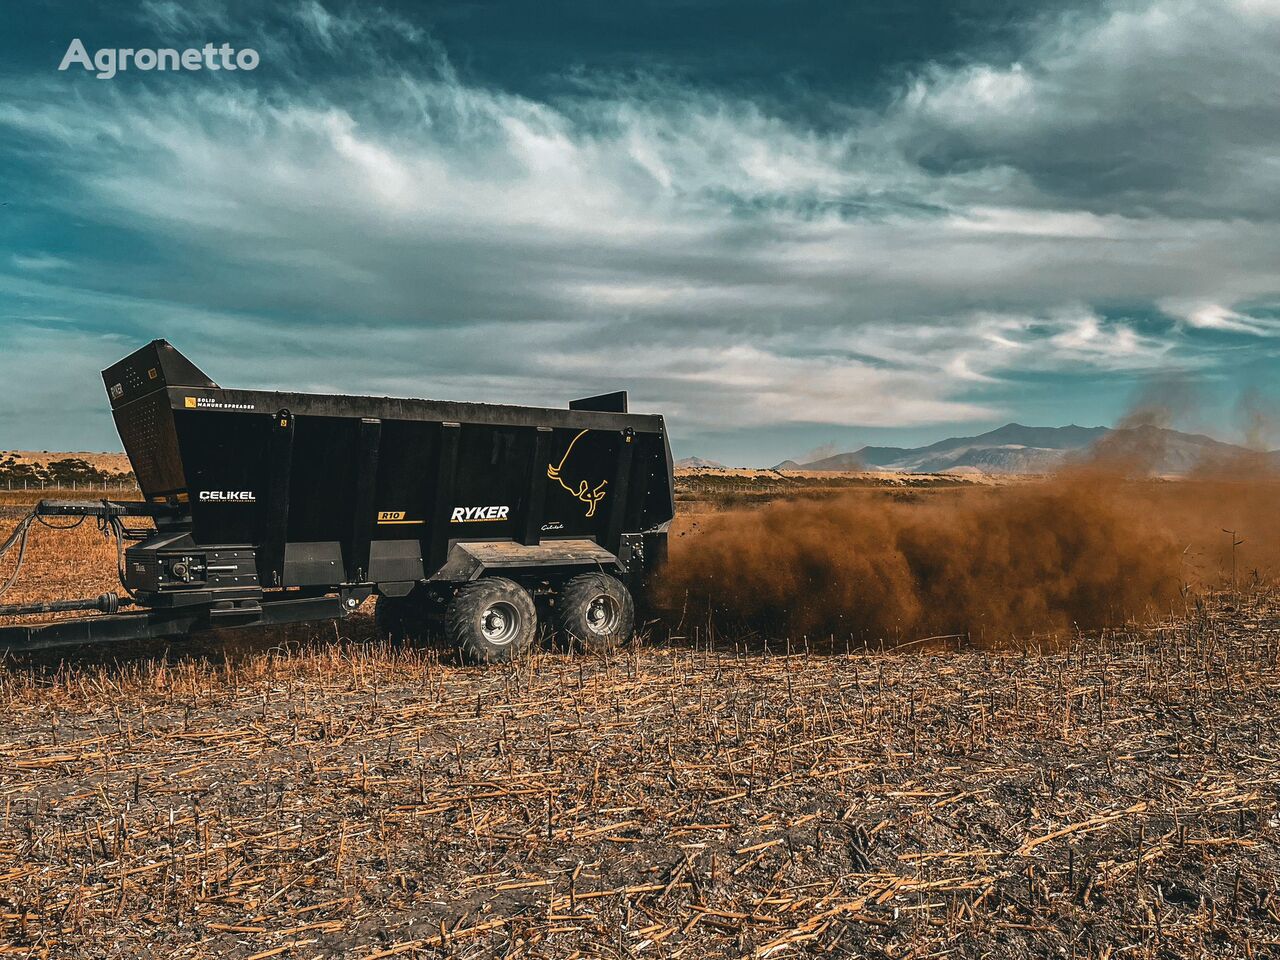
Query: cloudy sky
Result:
<box><xmin>2</xmin><ymin>0</ymin><xmax>1278</xmax><ymax>465</ymax></box>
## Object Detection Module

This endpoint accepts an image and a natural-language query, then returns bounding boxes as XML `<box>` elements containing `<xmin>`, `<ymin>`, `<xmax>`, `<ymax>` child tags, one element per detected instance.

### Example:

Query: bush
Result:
<box><xmin>0</xmin><ymin>453</ymin><xmax>135</xmax><ymax>487</ymax></box>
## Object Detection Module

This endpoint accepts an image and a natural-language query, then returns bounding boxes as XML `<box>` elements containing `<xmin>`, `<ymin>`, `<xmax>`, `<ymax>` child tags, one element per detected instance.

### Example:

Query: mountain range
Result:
<box><xmin>770</xmin><ymin>423</ymin><xmax>1277</xmax><ymax>475</ymax></box>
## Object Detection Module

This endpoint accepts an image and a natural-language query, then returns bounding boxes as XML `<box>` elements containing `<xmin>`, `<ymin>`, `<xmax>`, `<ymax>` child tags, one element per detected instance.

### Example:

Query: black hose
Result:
<box><xmin>0</xmin><ymin>511</ymin><xmax>36</xmax><ymax>601</ymax></box>
<box><xmin>103</xmin><ymin>513</ymin><xmax>138</xmax><ymax>601</ymax></box>
<box><xmin>0</xmin><ymin>501</ymin><xmax>137</xmax><ymax>603</ymax></box>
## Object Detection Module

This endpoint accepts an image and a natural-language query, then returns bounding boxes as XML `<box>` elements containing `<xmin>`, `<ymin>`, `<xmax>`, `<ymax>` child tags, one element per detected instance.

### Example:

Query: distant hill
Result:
<box><xmin>675</xmin><ymin>456</ymin><xmax>729</xmax><ymax>470</ymax></box>
<box><xmin>771</xmin><ymin>423</ymin><xmax>1277</xmax><ymax>475</ymax></box>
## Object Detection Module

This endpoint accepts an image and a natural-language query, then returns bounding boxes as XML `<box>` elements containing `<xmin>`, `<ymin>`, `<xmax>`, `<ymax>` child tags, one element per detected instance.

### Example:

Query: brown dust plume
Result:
<box><xmin>657</xmin><ymin>469</ymin><xmax>1280</xmax><ymax>646</ymax></box>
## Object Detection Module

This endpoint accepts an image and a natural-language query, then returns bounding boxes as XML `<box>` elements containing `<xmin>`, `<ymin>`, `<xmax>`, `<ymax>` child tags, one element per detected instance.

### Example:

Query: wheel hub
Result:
<box><xmin>481</xmin><ymin>601</ymin><xmax>520</xmax><ymax>645</ymax></box>
<box><xmin>585</xmin><ymin>594</ymin><xmax>621</xmax><ymax>635</ymax></box>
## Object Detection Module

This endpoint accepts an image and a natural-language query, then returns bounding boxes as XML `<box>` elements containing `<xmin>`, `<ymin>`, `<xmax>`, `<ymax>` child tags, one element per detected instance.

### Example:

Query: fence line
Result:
<box><xmin>4</xmin><ymin>479</ymin><xmax>138</xmax><ymax>492</ymax></box>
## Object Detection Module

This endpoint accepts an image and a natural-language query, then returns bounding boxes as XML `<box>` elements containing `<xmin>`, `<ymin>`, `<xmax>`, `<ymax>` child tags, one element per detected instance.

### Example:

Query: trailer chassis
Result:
<box><xmin>0</xmin><ymin>499</ymin><xmax>371</xmax><ymax>653</ymax></box>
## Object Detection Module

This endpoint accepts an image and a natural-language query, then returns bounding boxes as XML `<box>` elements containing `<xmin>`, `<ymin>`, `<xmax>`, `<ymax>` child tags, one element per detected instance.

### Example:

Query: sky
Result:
<box><xmin>1</xmin><ymin>0</ymin><xmax>1278</xmax><ymax>466</ymax></box>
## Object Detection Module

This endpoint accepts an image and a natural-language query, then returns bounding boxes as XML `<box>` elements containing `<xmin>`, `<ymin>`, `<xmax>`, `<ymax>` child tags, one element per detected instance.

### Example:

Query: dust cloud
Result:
<box><xmin>658</xmin><ymin>461</ymin><xmax>1280</xmax><ymax>647</ymax></box>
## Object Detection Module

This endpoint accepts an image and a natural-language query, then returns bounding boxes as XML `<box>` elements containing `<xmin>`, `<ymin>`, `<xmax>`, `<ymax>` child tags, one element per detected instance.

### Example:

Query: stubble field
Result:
<box><xmin>1</xmin><ymin>475</ymin><xmax>1279</xmax><ymax>958</ymax></box>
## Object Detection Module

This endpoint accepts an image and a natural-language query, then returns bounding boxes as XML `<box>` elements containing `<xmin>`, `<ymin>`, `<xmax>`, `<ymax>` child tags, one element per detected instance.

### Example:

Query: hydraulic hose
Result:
<box><xmin>0</xmin><ymin>511</ymin><xmax>36</xmax><ymax>601</ymax></box>
<box><xmin>0</xmin><ymin>503</ymin><xmax>132</xmax><ymax>603</ymax></box>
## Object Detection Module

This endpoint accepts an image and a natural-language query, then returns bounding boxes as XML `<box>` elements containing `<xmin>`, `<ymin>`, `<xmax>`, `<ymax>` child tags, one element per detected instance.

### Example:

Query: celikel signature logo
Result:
<box><xmin>199</xmin><ymin>490</ymin><xmax>255</xmax><ymax>502</ymax></box>
<box><xmin>548</xmin><ymin>430</ymin><xmax>608</xmax><ymax>518</ymax></box>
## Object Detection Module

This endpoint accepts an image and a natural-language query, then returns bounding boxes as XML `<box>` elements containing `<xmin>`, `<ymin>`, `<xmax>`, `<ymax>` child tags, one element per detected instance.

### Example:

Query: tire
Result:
<box><xmin>555</xmin><ymin>573</ymin><xmax>635</xmax><ymax>653</ymax></box>
<box><xmin>446</xmin><ymin>577</ymin><xmax>537</xmax><ymax>664</ymax></box>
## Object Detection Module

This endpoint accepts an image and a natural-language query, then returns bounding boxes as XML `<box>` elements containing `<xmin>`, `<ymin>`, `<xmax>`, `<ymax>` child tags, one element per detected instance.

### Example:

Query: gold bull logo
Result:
<box><xmin>548</xmin><ymin>430</ymin><xmax>608</xmax><ymax>518</ymax></box>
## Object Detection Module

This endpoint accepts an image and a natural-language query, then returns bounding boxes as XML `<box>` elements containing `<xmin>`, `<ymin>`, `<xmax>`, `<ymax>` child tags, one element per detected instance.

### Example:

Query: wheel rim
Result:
<box><xmin>481</xmin><ymin>600</ymin><xmax>521</xmax><ymax>645</ymax></box>
<box><xmin>585</xmin><ymin>594</ymin><xmax>621</xmax><ymax>636</ymax></box>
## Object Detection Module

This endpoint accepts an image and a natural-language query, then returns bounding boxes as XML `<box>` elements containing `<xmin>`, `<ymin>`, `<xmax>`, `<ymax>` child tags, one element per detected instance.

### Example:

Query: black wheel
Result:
<box><xmin>446</xmin><ymin>577</ymin><xmax>537</xmax><ymax>664</ymax></box>
<box><xmin>555</xmin><ymin>573</ymin><xmax>635</xmax><ymax>653</ymax></box>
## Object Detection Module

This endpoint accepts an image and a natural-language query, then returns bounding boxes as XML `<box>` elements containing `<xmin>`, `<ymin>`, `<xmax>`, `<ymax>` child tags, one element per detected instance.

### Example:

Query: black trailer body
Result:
<box><xmin>1</xmin><ymin>341</ymin><xmax>674</xmax><ymax>659</ymax></box>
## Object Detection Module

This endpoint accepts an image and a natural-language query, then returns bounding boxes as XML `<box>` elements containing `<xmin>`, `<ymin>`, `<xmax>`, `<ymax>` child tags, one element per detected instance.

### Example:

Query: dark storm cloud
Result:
<box><xmin>891</xmin><ymin>0</ymin><xmax>1280</xmax><ymax>219</ymax></box>
<box><xmin>0</xmin><ymin>0</ymin><xmax>1277</xmax><ymax>462</ymax></box>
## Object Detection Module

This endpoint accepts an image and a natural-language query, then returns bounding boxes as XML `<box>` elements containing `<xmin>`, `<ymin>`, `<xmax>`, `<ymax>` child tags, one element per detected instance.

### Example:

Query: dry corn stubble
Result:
<box><xmin>0</xmin><ymin>595</ymin><xmax>1277</xmax><ymax>957</ymax></box>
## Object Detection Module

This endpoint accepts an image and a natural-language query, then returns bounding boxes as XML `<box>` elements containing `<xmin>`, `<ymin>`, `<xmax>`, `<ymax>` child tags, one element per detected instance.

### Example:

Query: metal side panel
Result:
<box><xmin>283</xmin><ymin>541</ymin><xmax>345</xmax><ymax>586</ymax></box>
<box><xmin>162</xmin><ymin>386</ymin><xmax>665</xmax><ymax>435</ymax></box>
<box><xmin>102</xmin><ymin>339</ymin><xmax>218</xmax><ymax>411</ymax></box>
<box><xmin>570</xmin><ymin>390</ymin><xmax>628</xmax><ymax>413</ymax></box>
<box><xmin>429</xmin><ymin>539</ymin><xmax>618</xmax><ymax>583</ymax></box>
<box><xmin>368</xmin><ymin>539</ymin><xmax>425</xmax><ymax>583</ymax></box>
